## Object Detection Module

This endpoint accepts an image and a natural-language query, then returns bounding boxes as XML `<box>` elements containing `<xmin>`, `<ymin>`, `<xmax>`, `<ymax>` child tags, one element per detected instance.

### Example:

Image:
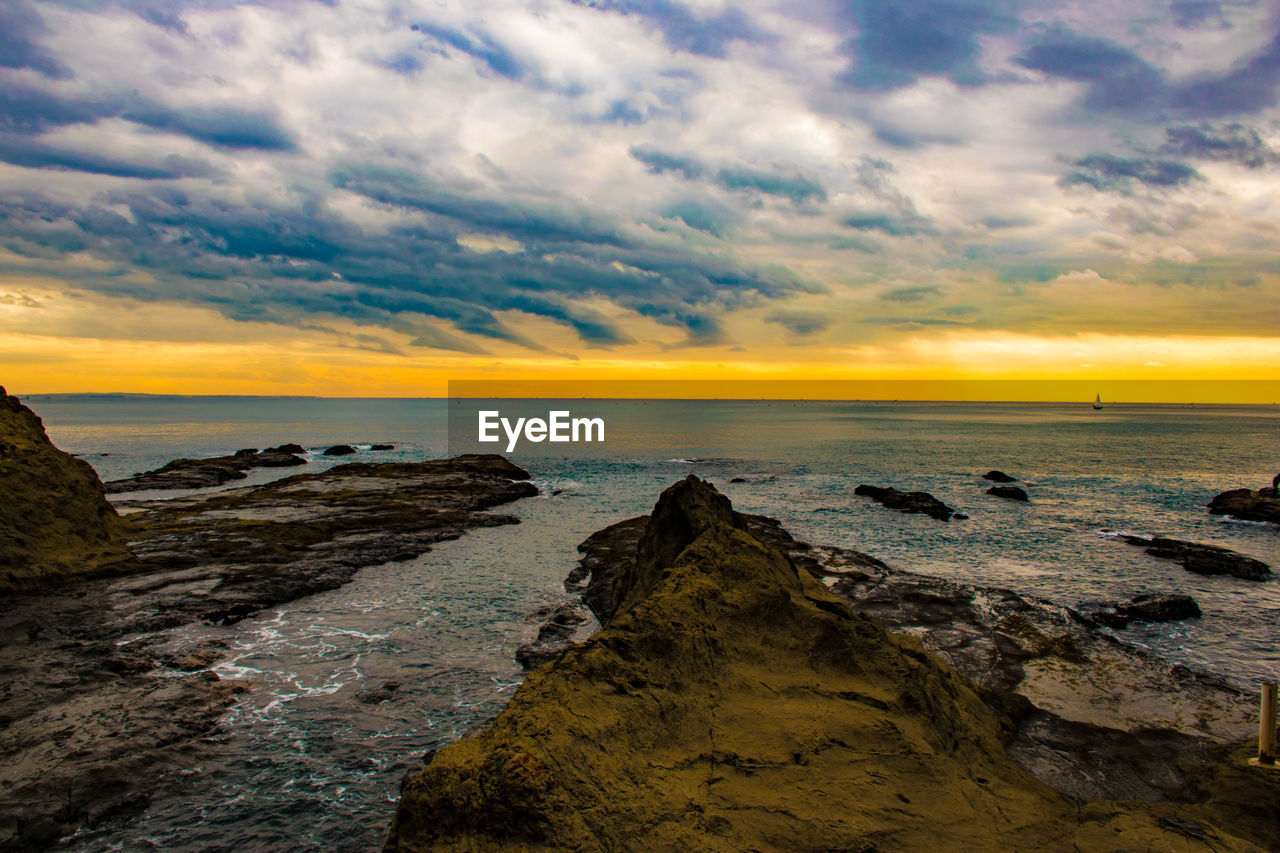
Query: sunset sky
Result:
<box><xmin>1</xmin><ymin>0</ymin><xmax>1279</xmax><ymax>397</ymax></box>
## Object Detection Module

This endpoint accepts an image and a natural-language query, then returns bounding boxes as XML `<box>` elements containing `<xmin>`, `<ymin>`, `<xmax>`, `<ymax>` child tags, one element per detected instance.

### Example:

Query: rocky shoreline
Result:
<box><xmin>0</xmin><ymin>390</ymin><xmax>540</xmax><ymax>851</ymax></box>
<box><xmin>387</xmin><ymin>477</ymin><xmax>1279</xmax><ymax>851</ymax></box>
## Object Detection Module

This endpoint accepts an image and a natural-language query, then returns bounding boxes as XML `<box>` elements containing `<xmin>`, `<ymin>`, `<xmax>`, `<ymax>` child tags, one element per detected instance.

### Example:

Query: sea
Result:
<box><xmin>21</xmin><ymin>395</ymin><xmax>1280</xmax><ymax>852</ymax></box>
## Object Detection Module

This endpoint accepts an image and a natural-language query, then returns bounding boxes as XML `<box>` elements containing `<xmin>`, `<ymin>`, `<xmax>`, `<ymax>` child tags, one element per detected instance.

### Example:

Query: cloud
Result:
<box><xmin>1170</xmin><ymin>0</ymin><xmax>1223</xmax><ymax>29</ymax></box>
<box><xmin>0</xmin><ymin>136</ymin><xmax>219</xmax><ymax>179</ymax></box>
<box><xmin>411</xmin><ymin>22</ymin><xmax>526</xmax><ymax>81</ymax></box>
<box><xmin>1060</xmin><ymin>153</ymin><xmax>1202</xmax><ymax>193</ymax></box>
<box><xmin>660</xmin><ymin>200</ymin><xmax>734</xmax><ymax>237</ymax></box>
<box><xmin>1018</xmin><ymin>25</ymin><xmax>1280</xmax><ymax>119</ymax></box>
<box><xmin>569</xmin><ymin>0</ymin><xmax>771</xmax><ymax>58</ymax></box>
<box><xmin>843</xmin><ymin>213</ymin><xmax>932</xmax><ymax>236</ymax></box>
<box><xmin>629</xmin><ymin>147</ymin><xmax>827</xmax><ymax>204</ymax></box>
<box><xmin>833</xmin><ymin>0</ymin><xmax>1017</xmax><ymax>91</ymax></box>
<box><xmin>0</xmin><ymin>2</ymin><xmax>72</xmax><ymax>79</ymax></box>
<box><xmin>765</xmin><ymin>309</ymin><xmax>833</xmax><ymax>336</ymax></box>
<box><xmin>880</xmin><ymin>284</ymin><xmax>943</xmax><ymax>302</ymax></box>
<box><xmin>1161</xmin><ymin>123</ymin><xmax>1279</xmax><ymax>168</ymax></box>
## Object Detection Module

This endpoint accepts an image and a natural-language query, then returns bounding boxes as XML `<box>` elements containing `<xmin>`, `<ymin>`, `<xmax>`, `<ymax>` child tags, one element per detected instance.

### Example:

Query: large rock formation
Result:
<box><xmin>0</xmin><ymin>387</ymin><xmax>133</xmax><ymax>591</ymax></box>
<box><xmin>385</xmin><ymin>477</ymin><xmax>1274</xmax><ymax>852</ymax></box>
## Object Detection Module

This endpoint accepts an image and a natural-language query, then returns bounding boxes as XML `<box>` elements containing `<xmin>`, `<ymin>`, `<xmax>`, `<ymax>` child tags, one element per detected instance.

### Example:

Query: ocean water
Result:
<box><xmin>23</xmin><ymin>395</ymin><xmax>1280</xmax><ymax>852</ymax></box>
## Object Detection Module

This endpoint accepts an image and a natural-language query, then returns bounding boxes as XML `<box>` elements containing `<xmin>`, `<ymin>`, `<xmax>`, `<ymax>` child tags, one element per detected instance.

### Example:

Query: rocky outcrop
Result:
<box><xmin>1121</xmin><ymin>535</ymin><xmax>1271</xmax><ymax>581</ymax></box>
<box><xmin>103</xmin><ymin>444</ymin><xmax>307</xmax><ymax>493</ymax></box>
<box><xmin>855</xmin><ymin>483</ymin><xmax>959</xmax><ymax>521</ymax></box>
<box><xmin>1</xmin><ymin>453</ymin><xmax>537</xmax><ymax>850</ymax></box>
<box><xmin>0</xmin><ymin>387</ymin><xmax>133</xmax><ymax>591</ymax></box>
<box><xmin>987</xmin><ymin>485</ymin><xmax>1029</xmax><ymax>502</ymax></box>
<box><xmin>983</xmin><ymin>470</ymin><xmax>1018</xmax><ymax>483</ymax></box>
<box><xmin>385</xmin><ymin>477</ymin><xmax>1275</xmax><ymax>852</ymax></box>
<box><xmin>1208</xmin><ymin>487</ymin><xmax>1280</xmax><ymax>525</ymax></box>
<box><xmin>1076</xmin><ymin>593</ymin><xmax>1202</xmax><ymax>630</ymax></box>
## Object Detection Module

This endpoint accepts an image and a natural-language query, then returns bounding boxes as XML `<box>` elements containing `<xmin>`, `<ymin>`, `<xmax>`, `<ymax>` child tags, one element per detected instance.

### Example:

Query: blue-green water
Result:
<box><xmin>23</xmin><ymin>395</ymin><xmax>1280</xmax><ymax>852</ymax></box>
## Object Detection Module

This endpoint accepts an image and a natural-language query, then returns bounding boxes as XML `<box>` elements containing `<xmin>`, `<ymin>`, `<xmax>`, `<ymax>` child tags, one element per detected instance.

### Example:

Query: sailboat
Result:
<box><xmin>1092</xmin><ymin>393</ymin><xmax>1103</xmax><ymax>410</ymax></box>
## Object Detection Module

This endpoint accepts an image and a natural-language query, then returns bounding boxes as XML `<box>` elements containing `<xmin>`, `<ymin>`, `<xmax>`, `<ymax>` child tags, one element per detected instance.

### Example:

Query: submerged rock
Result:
<box><xmin>983</xmin><ymin>470</ymin><xmax>1018</xmax><ymax>483</ymax></box>
<box><xmin>987</xmin><ymin>485</ymin><xmax>1030</xmax><ymax>502</ymax></box>
<box><xmin>103</xmin><ymin>444</ymin><xmax>307</xmax><ymax>493</ymax></box>
<box><xmin>1122</xmin><ymin>535</ymin><xmax>1271</xmax><ymax>581</ymax></box>
<box><xmin>1077</xmin><ymin>593</ymin><xmax>1202</xmax><ymax>630</ymax></box>
<box><xmin>385</xmin><ymin>477</ymin><xmax>1273</xmax><ymax>852</ymax></box>
<box><xmin>854</xmin><ymin>483</ymin><xmax>959</xmax><ymax>521</ymax></box>
<box><xmin>1208</xmin><ymin>487</ymin><xmax>1280</xmax><ymax>525</ymax></box>
<box><xmin>0</xmin><ymin>387</ymin><xmax>133</xmax><ymax>591</ymax></box>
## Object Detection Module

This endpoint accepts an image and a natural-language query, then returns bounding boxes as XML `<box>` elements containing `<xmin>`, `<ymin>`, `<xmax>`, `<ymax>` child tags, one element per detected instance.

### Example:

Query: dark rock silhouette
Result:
<box><xmin>983</xmin><ymin>470</ymin><xmax>1018</xmax><ymax>483</ymax></box>
<box><xmin>323</xmin><ymin>444</ymin><xmax>357</xmax><ymax>456</ymax></box>
<box><xmin>855</xmin><ymin>483</ymin><xmax>958</xmax><ymax>521</ymax></box>
<box><xmin>1208</xmin><ymin>487</ymin><xmax>1280</xmax><ymax>525</ymax></box>
<box><xmin>1077</xmin><ymin>593</ymin><xmax>1202</xmax><ymax>629</ymax></box>
<box><xmin>104</xmin><ymin>444</ymin><xmax>307</xmax><ymax>493</ymax></box>
<box><xmin>987</xmin><ymin>485</ymin><xmax>1030</xmax><ymax>502</ymax></box>
<box><xmin>1121</xmin><ymin>535</ymin><xmax>1270</xmax><ymax>581</ymax></box>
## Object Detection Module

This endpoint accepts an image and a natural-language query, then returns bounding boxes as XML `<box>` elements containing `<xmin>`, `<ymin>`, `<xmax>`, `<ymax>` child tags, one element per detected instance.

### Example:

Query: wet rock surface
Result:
<box><xmin>854</xmin><ymin>483</ymin><xmax>959</xmax><ymax>520</ymax></box>
<box><xmin>387</xmin><ymin>477</ymin><xmax>1276</xmax><ymax>853</ymax></box>
<box><xmin>1209</xmin><ymin>486</ymin><xmax>1280</xmax><ymax>525</ymax></box>
<box><xmin>103</xmin><ymin>444</ymin><xmax>307</xmax><ymax>493</ymax></box>
<box><xmin>0</xmin><ymin>452</ymin><xmax>537</xmax><ymax>851</ymax></box>
<box><xmin>987</xmin><ymin>485</ymin><xmax>1030</xmax><ymax>502</ymax></box>
<box><xmin>1121</xmin><ymin>534</ymin><xmax>1272</xmax><ymax>581</ymax></box>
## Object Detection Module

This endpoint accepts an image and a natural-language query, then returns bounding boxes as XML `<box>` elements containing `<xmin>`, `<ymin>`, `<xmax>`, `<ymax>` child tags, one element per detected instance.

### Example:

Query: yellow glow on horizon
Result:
<box><xmin>4</xmin><ymin>327</ymin><xmax>1280</xmax><ymax>402</ymax></box>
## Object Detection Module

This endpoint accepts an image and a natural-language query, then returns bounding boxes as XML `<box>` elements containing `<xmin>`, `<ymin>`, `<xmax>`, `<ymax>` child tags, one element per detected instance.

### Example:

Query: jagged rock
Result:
<box><xmin>386</xmin><ymin>477</ymin><xmax>1274</xmax><ymax>852</ymax></box>
<box><xmin>0</xmin><ymin>387</ymin><xmax>133</xmax><ymax>591</ymax></box>
<box><xmin>1122</xmin><ymin>535</ymin><xmax>1271</xmax><ymax>581</ymax></box>
<box><xmin>855</xmin><ymin>483</ymin><xmax>958</xmax><ymax>521</ymax></box>
<box><xmin>103</xmin><ymin>445</ymin><xmax>307</xmax><ymax>493</ymax></box>
<box><xmin>983</xmin><ymin>470</ymin><xmax>1018</xmax><ymax>483</ymax></box>
<box><xmin>1208</xmin><ymin>487</ymin><xmax>1280</xmax><ymax>525</ymax></box>
<box><xmin>987</xmin><ymin>485</ymin><xmax>1029</xmax><ymax>502</ymax></box>
<box><xmin>323</xmin><ymin>444</ymin><xmax>357</xmax><ymax>456</ymax></box>
<box><xmin>515</xmin><ymin>603</ymin><xmax>590</xmax><ymax>670</ymax></box>
<box><xmin>1077</xmin><ymin>593</ymin><xmax>1202</xmax><ymax>630</ymax></box>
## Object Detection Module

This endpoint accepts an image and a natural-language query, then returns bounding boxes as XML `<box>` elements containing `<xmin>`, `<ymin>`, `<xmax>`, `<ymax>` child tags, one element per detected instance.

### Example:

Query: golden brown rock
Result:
<box><xmin>0</xmin><ymin>387</ymin><xmax>133</xmax><ymax>591</ymax></box>
<box><xmin>386</xmin><ymin>477</ymin><xmax>1269</xmax><ymax>852</ymax></box>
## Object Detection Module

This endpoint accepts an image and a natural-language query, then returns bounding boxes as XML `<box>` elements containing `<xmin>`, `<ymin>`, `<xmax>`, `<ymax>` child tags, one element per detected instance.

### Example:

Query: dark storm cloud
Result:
<box><xmin>628</xmin><ymin>147</ymin><xmax>827</xmax><ymax>205</ymax></box>
<box><xmin>568</xmin><ymin>0</ymin><xmax>770</xmax><ymax>58</ymax></box>
<box><xmin>1017</xmin><ymin>26</ymin><xmax>1280</xmax><ymax>119</ymax></box>
<box><xmin>660</xmin><ymin>201</ymin><xmax>733</xmax><ymax>237</ymax></box>
<box><xmin>1161</xmin><ymin>123</ymin><xmax>1279</xmax><ymax>168</ymax></box>
<box><xmin>411</xmin><ymin>22</ymin><xmax>525</xmax><ymax>80</ymax></box>
<box><xmin>0</xmin><ymin>136</ymin><xmax>219</xmax><ymax>179</ymax></box>
<box><xmin>832</xmin><ymin>0</ymin><xmax>1017</xmax><ymax>91</ymax></box>
<box><xmin>0</xmin><ymin>162</ymin><xmax>816</xmax><ymax>351</ymax></box>
<box><xmin>0</xmin><ymin>2</ymin><xmax>73</xmax><ymax>79</ymax></box>
<box><xmin>1060</xmin><ymin>153</ymin><xmax>1202</xmax><ymax>192</ymax></box>
<box><xmin>0</xmin><ymin>81</ymin><xmax>296</xmax><ymax>155</ymax></box>
<box><xmin>765</xmin><ymin>310</ymin><xmax>833</xmax><ymax>336</ymax></box>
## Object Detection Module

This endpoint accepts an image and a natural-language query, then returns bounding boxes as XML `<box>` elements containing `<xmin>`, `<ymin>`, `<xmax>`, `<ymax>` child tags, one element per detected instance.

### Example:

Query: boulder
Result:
<box><xmin>987</xmin><ymin>485</ymin><xmax>1029</xmax><ymax>502</ymax></box>
<box><xmin>983</xmin><ymin>470</ymin><xmax>1018</xmax><ymax>483</ymax></box>
<box><xmin>854</xmin><ymin>483</ymin><xmax>958</xmax><ymax>521</ymax></box>
<box><xmin>370</xmin><ymin>444</ymin><xmax>394</xmax><ymax>451</ymax></box>
<box><xmin>323</xmin><ymin>444</ymin><xmax>357</xmax><ymax>456</ymax></box>
<box><xmin>1208</xmin><ymin>487</ymin><xmax>1280</xmax><ymax>525</ymax></box>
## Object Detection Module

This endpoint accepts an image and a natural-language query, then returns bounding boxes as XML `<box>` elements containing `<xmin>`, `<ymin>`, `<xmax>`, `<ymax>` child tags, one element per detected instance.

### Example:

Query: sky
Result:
<box><xmin>1</xmin><ymin>0</ymin><xmax>1279</xmax><ymax>397</ymax></box>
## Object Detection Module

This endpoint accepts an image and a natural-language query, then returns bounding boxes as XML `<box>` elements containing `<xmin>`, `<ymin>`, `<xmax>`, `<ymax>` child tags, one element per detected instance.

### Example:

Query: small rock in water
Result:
<box><xmin>323</xmin><ymin>444</ymin><xmax>357</xmax><ymax>456</ymax></box>
<box><xmin>854</xmin><ymin>484</ymin><xmax>958</xmax><ymax>521</ymax></box>
<box><xmin>273</xmin><ymin>443</ymin><xmax>306</xmax><ymax>454</ymax></box>
<box><xmin>370</xmin><ymin>443</ymin><xmax>394</xmax><ymax>451</ymax></box>
<box><xmin>729</xmin><ymin>477</ymin><xmax>747</xmax><ymax>483</ymax></box>
<box><xmin>1122</xmin><ymin>535</ymin><xmax>1271</xmax><ymax>581</ymax></box>
<box><xmin>234</xmin><ymin>448</ymin><xmax>258</xmax><ymax>457</ymax></box>
<box><xmin>983</xmin><ymin>470</ymin><xmax>1018</xmax><ymax>483</ymax></box>
<box><xmin>1078</xmin><ymin>593</ymin><xmax>1201</xmax><ymax>630</ymax></box>
<box><xmin>986</xmin><ymin>485</ymin><xmax>1029</xmax><ymax>502</ymax></box>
